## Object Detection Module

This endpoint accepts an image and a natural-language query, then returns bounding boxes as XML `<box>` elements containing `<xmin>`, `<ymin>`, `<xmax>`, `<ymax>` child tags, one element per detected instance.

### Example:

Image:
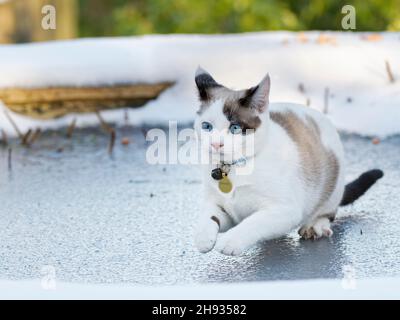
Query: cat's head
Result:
<box><xmin>194</xmin><ymin>67</ymin><xmax>270</xmax><ymax>163</ymax></box>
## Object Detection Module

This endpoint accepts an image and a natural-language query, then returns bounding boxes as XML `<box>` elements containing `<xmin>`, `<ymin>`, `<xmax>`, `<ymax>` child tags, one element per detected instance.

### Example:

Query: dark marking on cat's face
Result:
<box><xmin>238</xmin><ymin>85</ymin><xmax>259</xmax><ymax>108</ymax></box>
<box><xmin>195</xmin><ymin>72</ymin><xmax>222</xmax><ymax>102</ymax></box>
<box><xmin>195</xmin><ymin>68</ymin><xmax>270</xmax><ymax>132</ymax></box>
<box><xmin>223</xmin><ymin>100</ymin><xmax>261</xmax><ymax>134</ymax></box>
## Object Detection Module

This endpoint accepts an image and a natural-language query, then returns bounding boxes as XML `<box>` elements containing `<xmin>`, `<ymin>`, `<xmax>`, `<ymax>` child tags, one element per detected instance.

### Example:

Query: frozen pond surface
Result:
<box><xmin>0</xmin><ymin>125</ymin><xmax>399</xmax><ymax>285</ymax></box>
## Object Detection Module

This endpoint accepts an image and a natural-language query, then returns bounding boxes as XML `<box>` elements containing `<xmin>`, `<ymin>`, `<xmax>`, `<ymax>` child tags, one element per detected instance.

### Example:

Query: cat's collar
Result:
<box><xmin>221</xmin><ymin>156</ymin><xmax>247</xmax><ymax>167</ymax></box>
<box><xmin>211</xmin><ymin>156</ymin><xmax>247</xmax><ymax>181</ymax></box>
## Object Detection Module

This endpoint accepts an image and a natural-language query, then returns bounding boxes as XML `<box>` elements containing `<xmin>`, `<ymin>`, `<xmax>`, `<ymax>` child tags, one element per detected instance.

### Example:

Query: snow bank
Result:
<box><xmin>0</xmin><ymin>32</ymin><xmax>399</xmax><ymax>138</ymax></box>
<box><xmin>0</xmin><ymin>277</ymin><xmax>399</xmax><ymax>299</ymax></box>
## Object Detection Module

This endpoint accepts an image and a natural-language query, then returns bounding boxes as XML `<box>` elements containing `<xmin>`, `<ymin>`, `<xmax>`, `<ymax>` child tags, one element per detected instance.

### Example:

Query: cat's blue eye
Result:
<box><xmin>201</xmin><ymin>122</ymin><xmax>213</xmax><ymax>132</ymax></box>
<box><xmin>229</xmin><ymin>124</ymin><xmax>242</xmax><ymax>134</ymax></box>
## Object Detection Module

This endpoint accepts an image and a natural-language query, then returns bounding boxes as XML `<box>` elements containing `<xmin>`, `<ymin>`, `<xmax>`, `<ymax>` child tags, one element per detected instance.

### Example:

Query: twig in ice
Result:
<box><xmin>96</xmin><ymin>111</ymin><xmax>116</xmax><ymax>154</ymax></box>
<box><xmin>1</xmin><ymin>129</ymin><xmax>8</xmax><ymax>146</ymax></box>
<box><xmin>8</xmin><ymin>148</ymin><xmax>12</xmax><ymax>171</ymax></box>
<box><xmin>385</xmin><ymin>60</ymin><xmax>395</xmax><ymax>83</ymax></box>
<box><xmin>323</xmin><ymin>87</ymin><xmax>330</xmax><ymax>114</ymax></box>
<box><xmin>124</xmin><ymin>109</ymin><xmax>129</xmax><ymax>122</ymax></box>
<box><xmin>298</xmin><ymin>83</ymin><xmax>306</xmax><ymax>94</ymax></box>
<box><xmin>96</xmin><ymin>111</ymin><xmax>114</xmax><ymax>134</ymax></box>
<box><xmin>28</xmin><ymin>128</ymin><xmax>41</xmax><ymax>146</ymax></box>
<box><xmin>3</xmin><ymin>110</ymin><xmax>23</xmax><ymax>139</ymax></box>
<box><xmin>108</xmin><ymin>130</ymin><xmax>116</xmax><ymax>155</ymax></box>
<box><xmin>67</xmin><ymin>118</ymin><xmax>77</xmax><ymax>138</ymax></box>
<box><xmin>141</xmin><ymin>128</ymin><xmax>148</xmax><ymax>139</ymax></box>
<box><xmin>21</xmin><ymin>129</ymin><xmax>32</xmax><ymax>146</ymax></box>
<box><xmin>306</xmin><ymin>98</ymin><xmax>311</xmax><ymax>107</ymax></box>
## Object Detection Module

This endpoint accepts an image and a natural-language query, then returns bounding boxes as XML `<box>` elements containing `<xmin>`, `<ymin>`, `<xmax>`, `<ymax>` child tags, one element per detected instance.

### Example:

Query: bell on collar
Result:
<box><xmin>211</xmin><ymin>168</ymin><xmax>223</xmax><ymax>180</ymax></box>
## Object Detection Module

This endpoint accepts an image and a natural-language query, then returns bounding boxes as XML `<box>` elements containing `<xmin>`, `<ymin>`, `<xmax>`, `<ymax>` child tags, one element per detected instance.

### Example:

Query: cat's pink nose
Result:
<box><xmin>211</xmin><ymin>142</ymin><xmax>224</xmax><ymax>150</ymax></box>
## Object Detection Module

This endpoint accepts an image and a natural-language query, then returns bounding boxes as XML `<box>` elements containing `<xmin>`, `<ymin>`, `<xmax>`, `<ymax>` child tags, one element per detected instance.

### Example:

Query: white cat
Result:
<box><xmin>193</xmin><ymin>67</ymin><xmax>383</xmax><ymax>256</ymax></box>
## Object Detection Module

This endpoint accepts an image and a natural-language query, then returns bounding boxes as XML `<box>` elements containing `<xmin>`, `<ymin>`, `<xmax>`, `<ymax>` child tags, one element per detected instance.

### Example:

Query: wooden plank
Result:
<box><xmin>0</xmin><ymin>83</ymin><xmax>173</xmax><ymax>119</ymax></box>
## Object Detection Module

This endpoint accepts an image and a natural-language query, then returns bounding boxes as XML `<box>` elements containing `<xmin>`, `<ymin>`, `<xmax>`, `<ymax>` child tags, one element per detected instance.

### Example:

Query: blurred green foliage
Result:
<box><xmin>78</xmin><ymin>0</ymin><xmax>400</xmax><ymax>37</ymax></box>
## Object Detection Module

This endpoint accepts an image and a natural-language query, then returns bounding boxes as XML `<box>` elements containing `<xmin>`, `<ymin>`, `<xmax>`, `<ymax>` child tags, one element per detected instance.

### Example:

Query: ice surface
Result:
<box><xmin>0</xmin><ymin>126</ymin><xmax>399</xmax><ymax>285</ymax></box>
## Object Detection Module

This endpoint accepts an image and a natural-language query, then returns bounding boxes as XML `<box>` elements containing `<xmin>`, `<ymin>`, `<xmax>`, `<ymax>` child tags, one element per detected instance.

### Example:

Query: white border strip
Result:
<box><xmin>0</xmin><ymin>277</ymin><xmax>398</xmax><ymax>300</ymax></box>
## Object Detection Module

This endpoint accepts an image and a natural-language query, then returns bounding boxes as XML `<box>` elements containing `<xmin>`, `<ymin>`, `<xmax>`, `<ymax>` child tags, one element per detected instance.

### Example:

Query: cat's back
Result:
<box><xmin>269</xmin><ymin>102</ymin><xmax>343</xmax><ymax>156</ymax></box>
<box><xmin>269</xmin><ymin>101</ymin><xmax>345</xmax><ymax>189</ymax></box>
<box><xmin>267</xmin><ymin>102</ymin><xmax>345</xmax><ymax>216</ymax></box>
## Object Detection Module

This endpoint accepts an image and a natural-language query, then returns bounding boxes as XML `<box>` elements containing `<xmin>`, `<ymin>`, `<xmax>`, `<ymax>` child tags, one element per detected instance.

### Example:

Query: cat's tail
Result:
<box><xmin>340</xmin><ymin>169</ymin><xmax>384</xmax><ymax>206</ymax></box>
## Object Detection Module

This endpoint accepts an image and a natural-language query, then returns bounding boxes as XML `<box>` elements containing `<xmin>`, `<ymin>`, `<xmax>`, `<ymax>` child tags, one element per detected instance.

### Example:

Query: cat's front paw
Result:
<box><xmin>215</xmin><ymin>232</ymin><xmax>248</xmax><ymax>256</ymax></box>
<box><xmin>194</xmin><ymin>219</ymin><xmax>219</xmax><ymax>253</ymax></box>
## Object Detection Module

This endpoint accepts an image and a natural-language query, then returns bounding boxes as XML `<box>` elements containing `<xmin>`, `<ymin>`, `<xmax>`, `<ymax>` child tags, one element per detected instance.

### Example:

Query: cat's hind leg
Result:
<box><xmin>298</xmin><ymin>215</ymin><xmax>334</xmax><ymax>240</ymax></box>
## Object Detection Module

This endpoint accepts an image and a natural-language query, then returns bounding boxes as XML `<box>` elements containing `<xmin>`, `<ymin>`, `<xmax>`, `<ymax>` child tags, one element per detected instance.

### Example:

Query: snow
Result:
<box><xmin>0</xmin><ymin>31</ymin><xmax>399</xmax><ymax>137</ymax></box>
<box><xmin>0</xmin><ymin>277</ymin><xmax>399</xmax><ymax>299</ymax></box>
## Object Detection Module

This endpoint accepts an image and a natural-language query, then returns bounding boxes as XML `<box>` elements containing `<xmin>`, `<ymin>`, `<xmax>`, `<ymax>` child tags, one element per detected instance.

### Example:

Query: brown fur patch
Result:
<box><xmin>197</xmin><ymin>85</ymin><xmax>263</xmax><ymax>133</ymax></box>
<box><xmin>197</xmin><ymin>87</ymin><xmax>262</xmax><ymax>133</ymax></box>
<box><xmin>270</xmin><ymin>111</ymin><xmax>339</xmax><ymax>214</ymax></box>
<box><xmin>223</xmin><ymin>98</ymin><xmax>261</xmax><ymax>133</ymax></box>
<box><xmin>196</xmin><ymin>87</ymin><xmax>230</xmax><ymax>115</ymax></box>
<box><xmin>195</xmin><ymin>73</ymin><xmax>222</xmax><ymax>102</ymax></box>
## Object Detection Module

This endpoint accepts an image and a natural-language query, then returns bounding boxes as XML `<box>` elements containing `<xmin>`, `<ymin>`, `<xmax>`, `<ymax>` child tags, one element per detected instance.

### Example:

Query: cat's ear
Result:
<box><xmin>195</xmin><ymin>66</ymin><xmax>222</xmax><ymax>102</ymax></box>
<box><xmin>239</xmin><ymin>74</ymin><xmax>270</xmax><ymax>113</ymax></box>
